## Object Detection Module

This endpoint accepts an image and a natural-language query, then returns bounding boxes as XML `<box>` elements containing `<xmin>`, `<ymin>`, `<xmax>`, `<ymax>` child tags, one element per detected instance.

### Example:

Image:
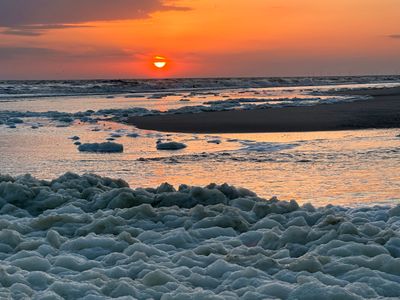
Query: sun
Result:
<box><xmin>153</xmin><ymin>56</ymin><xmax>167</xmax><ymax>69</ymax></box>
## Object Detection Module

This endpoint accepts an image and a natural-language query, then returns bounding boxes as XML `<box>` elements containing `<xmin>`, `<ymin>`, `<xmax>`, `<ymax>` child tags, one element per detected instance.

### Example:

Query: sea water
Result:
<box><xmin>0</xmin><ymin>76</ymin><xmax>399</xmax><ymax>207</ymax></box>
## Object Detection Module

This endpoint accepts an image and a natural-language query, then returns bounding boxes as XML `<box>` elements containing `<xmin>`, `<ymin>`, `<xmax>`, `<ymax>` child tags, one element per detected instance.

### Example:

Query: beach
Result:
<box><xmin>128</xmin><ymin>87</ymin><xmax>400</xmax><ymax>133</ymax></box>
<box><xmin>1</xmin><ymin>79</ymin><xmax>400</xmax><ymax>299</ymax></box>
<box><xmin>2</xmin><ymin>0</ymin><xmax>400</xmax><ymax>298</ymax></box>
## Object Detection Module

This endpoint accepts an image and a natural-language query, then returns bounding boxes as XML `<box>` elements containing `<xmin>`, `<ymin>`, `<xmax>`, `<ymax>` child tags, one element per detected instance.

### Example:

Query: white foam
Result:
<box><xmin>78</xmin><ymin>142</ymin><xmax>123</xmax><ymax>153</ymax></box>
<box><xmin>238</xmin><ymin>140</ymin><xmax>299</xmax><ymax>152</ymax></box>
<box><xmin>156</xmin><ymin>142</ymin><xmax>187</xmax><ymax>151</ymax></box>
<box><xmin>0</xmin><ymin>173</ymin><xmax>399</xmax><ymax>299</ymax></box>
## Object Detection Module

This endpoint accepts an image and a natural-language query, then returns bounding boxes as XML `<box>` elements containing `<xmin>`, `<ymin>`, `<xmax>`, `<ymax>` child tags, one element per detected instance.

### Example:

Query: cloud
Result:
<box><xmin>0</xmin><ymin>0</ymin><xmax>188</xmax><ymax>35</ymax></box>
<box><xmin>388</xmin><ymin>34</ymin><xmax>400</xmax><ymax>39</ymax></box>
<box><xmin>1</xmin><ymin>29</ymin><xmax>42</xmax><ymax>36</ymax></box>
<box><xmin>0</xmin><ymin>46</ymin><xmax>134</xmax><ymax>61</ymax></box>
<box><xmin>1</xmin><ymin>24</ymin><xmax>93</xmax><ymax>36</ymax></box>
<box><xmin>0</xmin><ymin>46</ymin><xmax>59</xmax><ymax>58</ymax></box>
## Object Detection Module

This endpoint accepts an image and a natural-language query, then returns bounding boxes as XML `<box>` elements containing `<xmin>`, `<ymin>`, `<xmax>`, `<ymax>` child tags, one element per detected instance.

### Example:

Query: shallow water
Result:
<box><xmin>0</xmin><ymin>118</ymin><xmax>399</xmax><ymax>207</ymax></box>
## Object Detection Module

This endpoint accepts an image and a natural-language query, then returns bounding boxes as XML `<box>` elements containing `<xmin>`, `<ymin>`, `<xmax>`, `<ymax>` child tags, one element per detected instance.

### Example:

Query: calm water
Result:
<box><xmin>1</xmin><ymin>78</ymin><xmax>400</xmax><ymax>207</ymax></box>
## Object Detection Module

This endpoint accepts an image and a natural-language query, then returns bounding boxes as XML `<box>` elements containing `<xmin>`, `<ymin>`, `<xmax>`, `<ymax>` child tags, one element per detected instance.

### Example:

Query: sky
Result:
<box><xmin>0</xmin><ymin>0</ymin><xmax>399</xmax><ymax>79</ymax></box>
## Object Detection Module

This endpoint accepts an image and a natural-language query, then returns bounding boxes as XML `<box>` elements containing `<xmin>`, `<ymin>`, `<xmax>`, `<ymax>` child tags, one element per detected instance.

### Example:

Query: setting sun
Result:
<box><xmin>153</xmin><ymin>56</ymin><xmax>167</xmax><ymax>69</ymax></box>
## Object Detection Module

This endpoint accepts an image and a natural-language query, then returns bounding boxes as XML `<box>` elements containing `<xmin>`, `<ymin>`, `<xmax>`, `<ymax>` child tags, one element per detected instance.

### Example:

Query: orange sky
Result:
<box><xmin>0</xmin><ymin>0</ymin><xmax>399</xmax><ymax>79</ymax></box>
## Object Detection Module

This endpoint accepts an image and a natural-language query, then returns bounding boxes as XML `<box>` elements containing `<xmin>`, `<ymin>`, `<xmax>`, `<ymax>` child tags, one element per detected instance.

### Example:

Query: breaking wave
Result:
<box><xmin>1</xmin><ymin>75</ymin><xmax>400</xmax><ymax>99</ymax></box>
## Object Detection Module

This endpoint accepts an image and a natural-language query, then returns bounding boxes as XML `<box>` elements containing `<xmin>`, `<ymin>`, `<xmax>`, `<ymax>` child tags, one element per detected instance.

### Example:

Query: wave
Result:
<box><xmin>1</xmin><ymin>75</ymin><xmax>400</xmax><ymax>100</ymax></box>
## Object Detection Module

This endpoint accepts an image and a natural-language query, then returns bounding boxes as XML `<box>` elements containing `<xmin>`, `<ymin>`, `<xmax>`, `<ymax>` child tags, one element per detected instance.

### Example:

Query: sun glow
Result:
<box><xmin>154</xmin><ymin>61</ymin><xmax>166</xmax><ymax>68</ymax></box>
<box><xmin>153</xmin><ymin>56</ymin><xmax>167</xmax><ymax>69</ymax></box>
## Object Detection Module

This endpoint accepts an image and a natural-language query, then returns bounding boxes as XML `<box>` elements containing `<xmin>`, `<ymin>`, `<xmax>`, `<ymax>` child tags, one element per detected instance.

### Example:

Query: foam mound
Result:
<box><xmin>0</xmin><ymin>173</ymin><xmax>400</xmax><ymax>299</ymax></box>
<box><xmin>78</xmin><ymin>142</ymin><xmax>123</xmax><ymax>153</ymax></box>
<box><xmin>156</xmin><ymin>141</ymin><xmax>187</xmax><ymax>150</ymax></box>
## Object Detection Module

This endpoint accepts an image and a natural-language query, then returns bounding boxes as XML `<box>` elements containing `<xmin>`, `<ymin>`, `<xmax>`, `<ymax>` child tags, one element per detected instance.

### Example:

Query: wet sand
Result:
<box><xmin>128</xmin><ymin>87</ymin><xmax>400</xmax><ymax>133</ymax></box>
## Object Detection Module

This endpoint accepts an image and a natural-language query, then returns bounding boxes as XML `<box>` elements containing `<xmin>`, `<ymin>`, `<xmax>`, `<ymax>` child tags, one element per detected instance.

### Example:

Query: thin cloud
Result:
<box><xmin>0</xmin><ymin>0</ymin><xmax>188</xmax><ymax>35</ymax></box>
<box><xmin>0</xmin><ymin>47</ymin><xmax>60</xmax><ymax>59</ymax></box>
<box><xmin>1</xmin><ymin>24</ymin><xmax>93</xmax><ymax>36</ymax></box>
<box><xmin>1</xmin><ymin>29</ymin><xmax>42</xmax><ymax>36</ymax></box>
<box><xmin>0</xmin><ymin>46</ymin><xmax>135</xmax><ymax>60</ymax></box>
<box><xmin>388</xmin><ymin>34</ymin><xmax>400</xmax><ymax>39</ymax></box>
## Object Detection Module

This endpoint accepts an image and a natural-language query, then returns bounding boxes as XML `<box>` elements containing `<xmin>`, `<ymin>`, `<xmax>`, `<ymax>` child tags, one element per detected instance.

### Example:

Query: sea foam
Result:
<box><xmin>0</xmin><ymin>173</ymin><xmax>400</xmax><ymax>299</ymax></box>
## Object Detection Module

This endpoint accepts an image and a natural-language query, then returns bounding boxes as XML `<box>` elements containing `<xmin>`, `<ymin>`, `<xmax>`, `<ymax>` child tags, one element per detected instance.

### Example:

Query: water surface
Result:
<box><xmin>1</xmin><ymin>78</ymin><xmax>399</xmax><ymax>207</ymax></box>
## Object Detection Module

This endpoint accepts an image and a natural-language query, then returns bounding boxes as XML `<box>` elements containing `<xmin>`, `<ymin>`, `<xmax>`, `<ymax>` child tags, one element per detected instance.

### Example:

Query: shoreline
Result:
<box><xmin>128</xmin><ymin>87</ymin><xmax>400</xmax><ymax>133</ymax></box>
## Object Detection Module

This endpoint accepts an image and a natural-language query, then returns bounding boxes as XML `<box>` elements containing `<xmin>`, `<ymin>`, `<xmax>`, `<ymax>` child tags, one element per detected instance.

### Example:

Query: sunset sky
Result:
<box><xmin>0</xmin><ymin>0</ymin><xmax>399</xmax><ymax>79</ymax></box>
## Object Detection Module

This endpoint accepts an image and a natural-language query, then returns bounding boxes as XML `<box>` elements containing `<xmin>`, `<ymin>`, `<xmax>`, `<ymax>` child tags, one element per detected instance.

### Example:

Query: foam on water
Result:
<box><xmin>0</xmin><ymin>118</ymin><xmax>399</xmax><ymax>207</ymax></box>
<box><xmin>1</xmin><ymin>78</ymin><xmax>399</xmax><ymax>114</ymax></box>
<box><xmin>1</xmin><ymin>75</ymin><xmax>400</xmax><ymax>99</ymax></box>
<box><xmin>1</xmin><ymin>77</ymin><xmax>399</xmax><ymax>206</ymax></box>
<box><xmin>1</xmin><ymin>172</ymin><xmax>400</xmax><ymax>299</ymax></box>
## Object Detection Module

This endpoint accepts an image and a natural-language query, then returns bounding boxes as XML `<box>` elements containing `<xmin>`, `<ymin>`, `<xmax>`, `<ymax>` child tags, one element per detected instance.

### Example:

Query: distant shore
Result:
<box><xmin>128</xmin><ymin>87</ymin><xmax>400</xmax><ymax>133</ymax></box>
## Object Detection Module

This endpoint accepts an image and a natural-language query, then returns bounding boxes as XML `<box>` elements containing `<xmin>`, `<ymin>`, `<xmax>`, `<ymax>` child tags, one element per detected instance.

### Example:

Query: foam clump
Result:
<box><xmin>78</xmin><ymin>142</ymin><xmax>123</xmax><ymax>153</ymax></box>
<box><xmin>127</xmin><ymin>132</ymin><xmax>140</xmax><ymax>138</ymax></box>
<box><xmin>156</xmin><ymin>141</ymin><xmax>187</xmax><ymax>150</ymax></box>
<box><xmin>7</xmin><ymin>117</ymin><xmax>24</xmax><ymax>124</ymax></box>
<box><xmin>0</xmin><ymin>172</ymin><xmax>400</xmax><ymax>299</ymax></box>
